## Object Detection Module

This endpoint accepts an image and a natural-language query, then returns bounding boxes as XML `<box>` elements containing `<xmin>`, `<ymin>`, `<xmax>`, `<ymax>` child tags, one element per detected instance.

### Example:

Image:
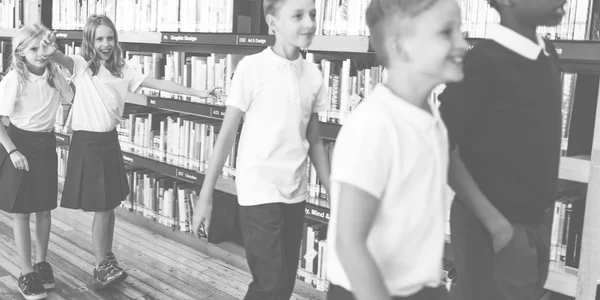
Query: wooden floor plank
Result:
<box><xmin>55</xmin><ymin>208</ymin><xmax>252</xmax><ymax>287</ymax></box>
<box><xmin>51</xmin><ymin>209</ymin><xmax>233</xmax><ymax>299</ymax></box>
<box><xmin>0</xmin><ymin>201</ymin><xmax>324</xmax><ymax>300</ymax></box>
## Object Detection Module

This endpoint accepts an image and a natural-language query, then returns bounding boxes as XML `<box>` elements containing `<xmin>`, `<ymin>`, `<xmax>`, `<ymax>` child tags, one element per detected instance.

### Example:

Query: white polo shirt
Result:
<box><xmin>326</xmin><ymin>84</ymin><xmax>449</xmax><ymax>296</ymax></box>
<box><xmin>0</xmin><ymin>69</ymin><xmax>73</xmax><ymax>132</ymax></box>
<box><xmin>69</xmin><ymin>55</ymin><xmax>147</xmax><ymax>132</ymax></box>
<box><xmin>227</xmin><ymin>47</ymin><xmax>329</xmax><ymax>206</ymax></box>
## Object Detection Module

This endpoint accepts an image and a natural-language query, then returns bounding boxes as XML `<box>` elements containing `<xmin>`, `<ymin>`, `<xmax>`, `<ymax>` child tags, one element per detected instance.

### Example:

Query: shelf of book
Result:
<box><xmin>121</xmin><ymin>151</ymin><xmax>237</xmax><ymax>195</ymax></box>
<box><xmin>125</xmin><ymin>95</ymin><xmax>342</xmax><ymax>140</ymax></box>
<box><xmin>545</xmin><ymin>262</ymin><xmax>578</xmax><ymax>298</ymax></box>
<box><xmin>559</xmin><ymin>156</ymin><xmax>591</xmax><ymax>183</ymax></box>
<box><xmin>0</xmin><ymin>28</ymin><xmax>17</xmax><ymax>38</ymax></box>
<box><xmin>50</xmin><ymin>30</ymin><xmax>371</xmax><ymax>53</ymax></box>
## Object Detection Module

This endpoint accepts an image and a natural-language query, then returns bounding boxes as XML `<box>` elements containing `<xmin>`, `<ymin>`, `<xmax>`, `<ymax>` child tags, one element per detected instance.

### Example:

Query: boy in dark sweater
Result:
<box><xmin>439</xmin><ymin>0</ymin><xmax>566</xmax><ymax>299</ymax></box>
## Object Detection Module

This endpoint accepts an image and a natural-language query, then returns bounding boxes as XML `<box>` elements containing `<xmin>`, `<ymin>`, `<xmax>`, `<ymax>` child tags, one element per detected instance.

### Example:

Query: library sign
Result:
<box><xmin>161</xmin><ymin>32</ymin><xmax>275</xmax><ymax>47</ymax></box>
<box><xmin>305</xmin><ymin>205</ymin><xmax>330</xmax><ymax>223</ymax></box>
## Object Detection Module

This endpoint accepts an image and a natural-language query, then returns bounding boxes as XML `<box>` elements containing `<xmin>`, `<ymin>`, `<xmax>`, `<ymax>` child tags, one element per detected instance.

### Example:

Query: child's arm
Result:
<box><xmin>449</xmin><ymin>150</ymin><xmax>514</xmax><ymax>252</ymax></box>
<box><xmin>0</xmin><ymin>121</ymin><xmax>29</xmax><ymax>171</ymax></box>
<box><xmin>140</xmin><ymin>77</ymin><xmax>217</xmax><ymax>99</ymax></box>
<box><xmin>336</xmin><ymin>183</ymin><xmax>391</xmax><ymax>300</ymax></box>
<box><xmin>191</xmin><ymin>106</ymin><xmax>243</xmax><ymax>237</ymax></box>
<box><xmin>41</xmin><ymin>32</ymin><xmax>74</xmax><ymax>74</ymax></box>
<box><xmin>306</xmin><ymin>113</ymin><xmax>330</xmax><ymax>195</ymax></box>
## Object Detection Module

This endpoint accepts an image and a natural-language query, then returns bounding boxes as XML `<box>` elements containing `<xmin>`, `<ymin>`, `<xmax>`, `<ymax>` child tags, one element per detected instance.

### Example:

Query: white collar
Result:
<box><xmin>487</xmin><ymin>24</ymin><xmax>549</xmax><ymax>60</ymax></box>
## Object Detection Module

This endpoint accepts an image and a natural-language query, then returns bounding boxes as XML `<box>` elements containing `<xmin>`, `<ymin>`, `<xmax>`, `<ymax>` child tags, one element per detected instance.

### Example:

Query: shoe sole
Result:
<box><xmin>43</xmin><ymin>282</ymin><xmax>55</xmax><ymax>290</ymax></box>
<box><xmin>15</xmin><ymin>279</ymin><xmax>47</xmax><ymax>300</ymax></box>
<box><xmin>93</xmin><ymin>272</ymin><xmax>124</xmax><ymax>290</ymax></box>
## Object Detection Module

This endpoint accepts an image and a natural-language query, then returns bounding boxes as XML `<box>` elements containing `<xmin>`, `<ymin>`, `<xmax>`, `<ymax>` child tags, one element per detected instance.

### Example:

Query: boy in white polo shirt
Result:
<box><xmin>325</xmin><ymin>0</ymin><xmax>467</xmax><ymax>299</ymax></box>
<box><xmin>191</xmin><ymin>0</ymin><xmax>331</xmax><ymax>299</ymax></box>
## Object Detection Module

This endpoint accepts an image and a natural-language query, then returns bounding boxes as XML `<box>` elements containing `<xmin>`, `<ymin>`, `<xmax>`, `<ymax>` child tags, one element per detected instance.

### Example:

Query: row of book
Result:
<box><xmin>0</xmin><ymin>0</ymin><xmax>19</xmax><ymax>29</ymax></box>
<box><xmin>550</xmin><ymin>180</ymin><xmax>587</xmax><ymax>270</ymax></box>
<box><xmin>52</xmin><ymin>0</ymin><xmax>235</xmax><ymax>33</ymax></box>
<box><xmin>459</xmin><ymin>0</ymin><xmax>592</xmax><ymax>40</ymax></box>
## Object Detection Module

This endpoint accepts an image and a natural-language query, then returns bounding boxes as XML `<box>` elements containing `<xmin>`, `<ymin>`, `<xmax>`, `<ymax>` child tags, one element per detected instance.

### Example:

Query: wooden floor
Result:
<box><xmin>0</xmin><ymin>206</ymin><xmax>315</xmax><ymax>300</ymax></box>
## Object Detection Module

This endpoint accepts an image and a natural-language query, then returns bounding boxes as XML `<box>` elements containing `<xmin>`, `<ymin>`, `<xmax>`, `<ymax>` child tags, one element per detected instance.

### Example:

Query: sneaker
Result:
<box><xmin>93</xmin><ymin>259</ymin><xmax>124</xmax><ymax>289</ymax></box>
<box><xmin>33</xmin><ymin>261</ymin><xmax>55</xmax><ymax>290</ymax></box>
<box><xmin>16</xmin><ymin>272</ymin><xmax>47</xmax><ymax>300</ymax></box>
<box><xmin>106</xmin><ymin>251</ymin><xmax>128</xmax><ymax>282</ymax></box>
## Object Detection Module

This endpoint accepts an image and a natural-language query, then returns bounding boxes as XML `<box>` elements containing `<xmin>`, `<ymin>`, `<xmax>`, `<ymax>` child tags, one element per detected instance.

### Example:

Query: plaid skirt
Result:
<box><xmin>0</xmin><ymin>124</ymin><xmax>58</xmax><ymax>214</ymax></box>
<box><xmin>60</xmin><ymin>129</ymin><xmax>129</xmax><ymax>212</ymax></box>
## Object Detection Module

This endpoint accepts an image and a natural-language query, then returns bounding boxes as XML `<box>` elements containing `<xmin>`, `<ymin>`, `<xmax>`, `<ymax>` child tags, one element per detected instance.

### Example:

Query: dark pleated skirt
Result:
<box><xmin>0</xmin><ymin>124</ymin><xmax>58</xmax><ymax>214</ymax></box>
<box><xmin>60</xmin><ymin>129</ymin><xmax>129</xmax><ymax>212</ymax></box>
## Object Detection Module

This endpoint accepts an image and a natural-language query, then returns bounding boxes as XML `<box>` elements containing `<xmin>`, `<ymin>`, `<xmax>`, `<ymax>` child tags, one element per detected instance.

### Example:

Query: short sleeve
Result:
<box><xmin>226</xmin><ymin>58</ymin><xmax>253</xmax><ymax>112</ymax></box>
<box><xmin>438</xmin><ymin>50</ymin><xmax>491</xmax><ymax>150</ymax></box>
<box><xmin>0</xmin><ymin>71</ymin><xmax>19</xmax><ymax>117</ymax></box>
<box><xmin>330</xmin><ymin>111</ymin><xmax>392</xmax><ymax>199</ymax></box>
<box><xmin>68</xmin><ymin>55</ymin><xmax>89</xmax><ymax>80</ymax></box>
<box><xmin>124</xmin><ymin>65</ymin><xmax>148</xmax><ymax>93</ymax></box>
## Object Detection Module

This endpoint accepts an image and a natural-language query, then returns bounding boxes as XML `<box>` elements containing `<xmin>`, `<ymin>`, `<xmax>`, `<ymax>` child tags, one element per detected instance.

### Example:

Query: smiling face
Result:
<box><xmin>397</xmin><ymin>0</ymin><xmax>468</xmax><ymax>84</ymax></box>
<box><xmin>268</xmin><ymin>0</ymin><xmax>317</xmax><ymax>49</ymax></box>
<box><xmin>94</xmin><ymin>24</ymin><xmax>115</xmax><ymax>61</ymax></box>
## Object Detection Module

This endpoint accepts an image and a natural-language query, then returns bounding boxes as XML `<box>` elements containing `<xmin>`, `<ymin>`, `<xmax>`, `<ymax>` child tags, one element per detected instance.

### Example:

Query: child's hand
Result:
<box><xmin>40</xmin><ymin>31</ymin><xmax>57</xmax><ymax>58</ymax></box>
<box><xmin>191</xmin><ymin>190</ymin><xmax>213</xmax><ymax>239</ymax></box>
<box><xmin>9</xmin><ymin>150</ymin><xmax>29</xmax><ymax>171</ymax></box>
<box><xmin>196</xmin><ymin>87</ymin><xmax>221</xmax><ymax>99</ymax></box>
<box><xmin>489</xmin><ymin>220</ymin><xmax>514</xmax><ymax>253</ymax></box>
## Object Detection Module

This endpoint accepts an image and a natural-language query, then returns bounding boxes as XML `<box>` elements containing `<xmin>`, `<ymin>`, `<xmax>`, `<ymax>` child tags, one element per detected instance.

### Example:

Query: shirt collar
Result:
<box><xmin>487</xmin><ymin>24</ymin><xmax>549</xmax><ymax>60</ymax></box>
<box><xmin>27</xmin><ymin>68</ymin><xmax>49</xmax><ymax>82</ymax></box>
<box><xmin>374</xmin><ymin>84</ymin><xmax>442</xmax><ymax>130</ymax></box>
<box><xmin>264</xmin><ymin>47</ymin><xmax>303</xmax><ymax>67</ymax></box>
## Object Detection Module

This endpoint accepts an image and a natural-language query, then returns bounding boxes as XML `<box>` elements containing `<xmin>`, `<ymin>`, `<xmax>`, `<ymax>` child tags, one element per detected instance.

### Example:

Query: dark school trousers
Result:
<box><xmin>327</xmin><ymin>284</ymin><xmax>450</xmax><ymax>300</ymax></box>
<box><xmin>449</xmin><ymin>200</ymin><xmax>551</xmax><ymax>300</ymax></box>
<box><xmin>240</xmin><ymin>201</ymin><xmax>306</xmax><ymax>300</ymax></box>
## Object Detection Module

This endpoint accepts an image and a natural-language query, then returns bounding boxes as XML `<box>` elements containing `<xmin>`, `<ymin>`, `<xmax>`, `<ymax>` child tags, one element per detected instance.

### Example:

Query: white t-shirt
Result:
<box><xmin>68</xmin><ymin>55</ymin><xmax>147</xmax><ymax>132</ymax></box>
<box><xmin>326</xmin><ymin>84</ymin><xmax>449</xmax><ymax>296</ymax></box>
<box><xmin>0</xmin><ymin>69</ymin><xmax>73</xmax><ymax>132</ymax></box>
<box><xmin>227</xmin><ymin>47</ymin><xmax>329</xmax><ymax>206</ymax></box>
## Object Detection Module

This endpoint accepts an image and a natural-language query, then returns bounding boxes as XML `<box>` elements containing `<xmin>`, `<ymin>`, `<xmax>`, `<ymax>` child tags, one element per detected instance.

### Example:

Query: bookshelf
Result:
<box><xmin>2</xmin><ymin>0</ymin><xmax>597</xmax><ymax>298</ymax></box>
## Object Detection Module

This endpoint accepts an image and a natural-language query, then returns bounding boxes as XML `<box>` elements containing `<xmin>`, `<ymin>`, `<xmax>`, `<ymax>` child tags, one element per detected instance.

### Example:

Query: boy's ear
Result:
<box><xmin>388</xmin><ymin>35</ymin><xmax>410</xmax><ymax>63</ymax></box>
<box><xmin>266</xmin><ymin>14</ymin><xmax>277</xmax><ymax>32</ymax></box>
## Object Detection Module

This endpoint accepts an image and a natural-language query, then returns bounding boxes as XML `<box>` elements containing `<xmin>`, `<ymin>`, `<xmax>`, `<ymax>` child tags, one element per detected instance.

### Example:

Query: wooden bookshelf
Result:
<box><xmin>546</xmin><ymin>262</ymin><xmax>579</xmax><ymax>298</ymax></box>
<box><xmin>0</xmin><ymin>28</ymin><xmax>18</xmax><ymax>38</ymax></box>
<box><xmin>121</xmin><ymin>151</ymin><xmax>237</xmax><ymax>195</ymax></box>
<box><xmin>559</xmin><ymin>156</ymin><xmax>592</xmax><ymax>183</ymax></box>
<box><xmin>125</xmin><ymin>95</ymin><xmax>342</xmax><ymax>140</ymax></box>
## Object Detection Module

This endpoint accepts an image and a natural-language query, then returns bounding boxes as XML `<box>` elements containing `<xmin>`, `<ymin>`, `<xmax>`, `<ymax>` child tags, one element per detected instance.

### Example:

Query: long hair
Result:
<box><xmin>81</xmin><ymin>14</ymin><xmax>125</xmax><ymax>77</ymax></box>
<box><xmin>9</xmin><ymin>23</ymin><xmax>63</xmax><ymax>95</ymax></box>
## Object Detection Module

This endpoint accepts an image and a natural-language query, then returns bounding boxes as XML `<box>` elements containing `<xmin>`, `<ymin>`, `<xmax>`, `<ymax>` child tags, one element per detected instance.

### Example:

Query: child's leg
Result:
<box><xmin>107</xmin><ymin>210</ymin><xmax>115</xmax><ymax>251</ymax></box>
<box><xmin>280</xmin><ymin>201</ymin><xmax>306</xmax><ymax>299</ymax></box>
<box><xmin>240</xmin><ymin>203</ymin><xmax>286</xmax><ymax>300</ymax></box>
<box><xmin>13</xmin><ymin>213</ymin><xmax>33</xmax><ymax>274</ymax></box>
<box><xmin>92</xmin><ymin>210</ymin><xmax>114</xmax><ymax>266</ymax></box>
<box><xmin>34</xmin><ymin>211</ymin><xmax>51</xmax><ymax>263</ymax></box>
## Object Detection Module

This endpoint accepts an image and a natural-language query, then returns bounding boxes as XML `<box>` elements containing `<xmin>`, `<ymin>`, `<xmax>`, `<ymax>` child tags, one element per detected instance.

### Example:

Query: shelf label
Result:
<box><xmin>210</xmin><ymin>107</ymin><xmax>225</xmax><ymax>119</ymax></box>
<box><xmin>122</xmin><ymin>155</ymin><xmax>134</xmax><ymax>164</ymax></box>
<box><xmin>147</xmin><ymin>97</ymin><xmax>159</xmax><ymax>107</ymax></box>
<box><xmin>55</xmin><ymin>134</ymin><xmax>67</xmax><ymax>143</ymax></box>
<box><xmin>305</xmin><ymin>206</ymin><xmax>330</xmax><ymax>221</ymax></box>
<box><xmin>54</xmin><ymin>31</ymin><xmax>83</xmax><ymax>40</ymax></box>
<box><xmin>235</xmin><ymin>35</ymin><xmax>275</xmax><ymax>47</ymax></box>
<box><xmin>175</xmin><ymin>168</ymin><xmax>199</xmax><ymax>182</ymax></box>
<box><xmin>162</xmin><ymin>34</ymin><xmax>199</xmax><ymax>43</ymax></box>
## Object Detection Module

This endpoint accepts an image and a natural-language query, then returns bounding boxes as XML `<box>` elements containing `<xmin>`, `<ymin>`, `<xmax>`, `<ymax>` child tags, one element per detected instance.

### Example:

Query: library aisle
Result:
<box><xmin>0</xmin><ymin>207</ymin><xmax>317</xmax><ymax>300</ymax></box>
